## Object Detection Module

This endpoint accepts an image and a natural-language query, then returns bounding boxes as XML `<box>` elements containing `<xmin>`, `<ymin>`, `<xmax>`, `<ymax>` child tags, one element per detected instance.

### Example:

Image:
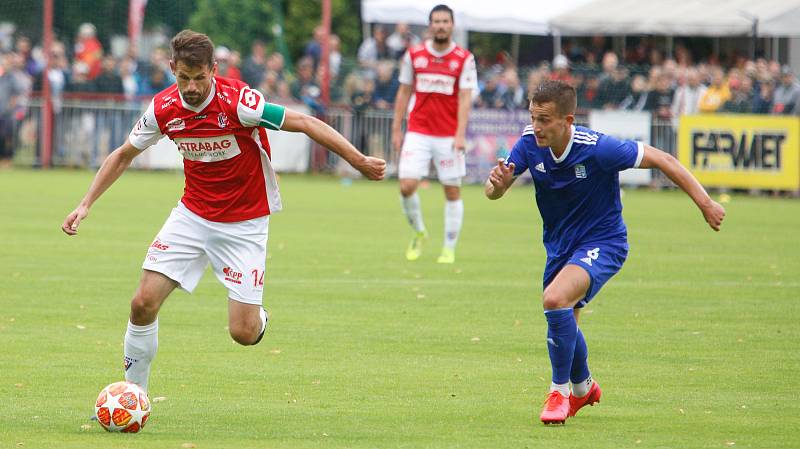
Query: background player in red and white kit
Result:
<box><xmin>61</xmin><ymin>30</ymin><xmax>385</xmax><ymax>392</ymax></box>
<box><xmin>391</xmin><ymin>4</ymin><xmax>478</xmax><ymax>264</ymax></box>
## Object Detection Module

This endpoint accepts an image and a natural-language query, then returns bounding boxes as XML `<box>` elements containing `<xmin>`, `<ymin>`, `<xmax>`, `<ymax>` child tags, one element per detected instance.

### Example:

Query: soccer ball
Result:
<box><xmin>94</xmin><ymin>381</ymin><xmax>151</xmax><ymax>433</ymax></box>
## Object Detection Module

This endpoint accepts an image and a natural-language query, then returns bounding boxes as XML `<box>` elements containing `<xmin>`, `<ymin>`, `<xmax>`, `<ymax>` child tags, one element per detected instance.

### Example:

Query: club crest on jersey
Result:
<box><xmin>167</xmin><ymin>118</ymin><xmax>185</xmax><ymax>132</ymax></box>
<box><xmin>449</xmin><ymin>60</ymin><xmax>460</xmax><ymax>72</ymax></box>
<box><xmin>217</xmin><ymin>112</ymin><xmax>229</xmax><ymax>128</ymax></box>
<box><xmin>575</xmin><ymin>164</ymin><xmax>587</xmax><ymax>179</ymax></box>
<box><xmin>413</xmin><ymin>56</ymin><xmax>429</xmax><ymax>69</ymax></box>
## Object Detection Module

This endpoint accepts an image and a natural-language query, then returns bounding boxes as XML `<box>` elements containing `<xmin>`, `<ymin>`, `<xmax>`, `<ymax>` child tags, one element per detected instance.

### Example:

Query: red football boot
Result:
<box><xmin>540</xmin><ymin>391</ymin><xmax>569</xmax><ymax>425</ymax></box>
<box><xmin>568</xmin><ymin>381</ymin><xmax>602</xmax><ymax>417</ymax></box>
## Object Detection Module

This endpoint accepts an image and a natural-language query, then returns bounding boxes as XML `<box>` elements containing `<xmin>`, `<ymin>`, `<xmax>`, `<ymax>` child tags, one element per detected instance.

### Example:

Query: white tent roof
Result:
<box><xmin>361</xmin><ymin>0</ymin><xmax>593</xmax><ymax>35</ymax></box>
<box><xmin>551</xmin><ymin>0</ymin><xmax>800</xmax><ymax>37</ymax></box>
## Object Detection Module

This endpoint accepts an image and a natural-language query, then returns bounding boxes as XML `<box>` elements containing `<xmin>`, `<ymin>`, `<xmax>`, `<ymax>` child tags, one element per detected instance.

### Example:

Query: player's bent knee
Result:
<box><xmin>229</xmin><ymin>323</ymin><xmax>262</xmax><ymax>346</ymax></box>
<box><xmin>129</xmin><ymin>295</ymin><xmax>160</xmax><ymax>322</ymax></box>
<box><xmin>399</xmin><ymin>180</ymin><xmax>419</xmax><ymax>197</ymax></box>
<box><xmin>542</xmin><ymin>289</ymin><xmax>570</xmax><ymax>310</ymax></box>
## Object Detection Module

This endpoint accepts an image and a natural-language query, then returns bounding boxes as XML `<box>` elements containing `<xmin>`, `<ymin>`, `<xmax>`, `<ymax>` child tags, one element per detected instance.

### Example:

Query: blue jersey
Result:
<box><xmin>506</xmin><ymin>125</ymin><xmax>643</xmax><ymax>259</ymax></box>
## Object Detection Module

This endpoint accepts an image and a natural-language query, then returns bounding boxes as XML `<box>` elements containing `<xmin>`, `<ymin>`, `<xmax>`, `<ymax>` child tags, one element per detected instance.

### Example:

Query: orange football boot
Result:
<box><xmin>540</xmin><ymin>391</ymin><xmax>569</xmax><ymax>425</ymax></box>
<box><xmin>568</xmin><ymin>381</ymin><xmax>602</xmax><ymax>417</ymax></box>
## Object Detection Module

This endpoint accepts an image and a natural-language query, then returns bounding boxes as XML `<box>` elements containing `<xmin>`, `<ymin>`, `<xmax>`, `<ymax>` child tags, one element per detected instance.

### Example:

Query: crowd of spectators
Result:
<box><xmin>2</xmin><ymin>21</ymin><xmax>800</xmax><ymax>144</ymax></box>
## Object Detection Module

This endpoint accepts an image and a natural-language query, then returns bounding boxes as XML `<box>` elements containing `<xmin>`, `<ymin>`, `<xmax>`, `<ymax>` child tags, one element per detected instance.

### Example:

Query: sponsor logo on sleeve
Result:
<box><xmin>175</xmin><ymin>135</ymin><xmax>242</xmax><ymax>162</ymax></box>
<box><xmin>240</xmin><ymin>87</ymin><xmax>259</xmax><ymax>110</ymax></box>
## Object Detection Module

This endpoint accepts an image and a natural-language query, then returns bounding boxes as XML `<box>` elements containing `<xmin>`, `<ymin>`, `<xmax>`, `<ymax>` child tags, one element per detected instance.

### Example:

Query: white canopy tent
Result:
<box><xmin>550</xmin><ymin>0</ymin><xmax>800</xmax><ymax>37</ymax></box>
<box><xmin>361</xmin><ymin>0</ymin><xmax>593</xmax><ymax>35</ymax></box>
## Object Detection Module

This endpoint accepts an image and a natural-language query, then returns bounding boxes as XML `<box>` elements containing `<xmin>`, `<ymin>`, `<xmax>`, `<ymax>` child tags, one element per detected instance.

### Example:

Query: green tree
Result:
<box><xmin>187</xmin><ymin>0</ymin><xmax>276</xmax><ymax>55</ymax></box>
<box><xmin>283</xmin><ymin>0</ymin><xmax>362</xmax><ymax>63</ymax></box>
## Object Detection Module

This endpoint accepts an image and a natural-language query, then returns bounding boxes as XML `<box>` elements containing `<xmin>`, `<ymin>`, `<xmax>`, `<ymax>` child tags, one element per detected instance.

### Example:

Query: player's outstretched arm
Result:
<box><xmin>61</xmin><ymin>140</ymin><xmax>141</xmax><ymax>236</ymax></box>
<box><xmin>638</xmin><ymin>144</ymin><xmax>725</xmax><ymax>231</ymax></box>
<box><xmin>485</xmin><ymin>158</ymin><xmax>516</xmax><ymax>200</ymax></box>
<box><xmin>281</xmin><ymin>109</ymin><xmax>386</xmax><ymax>181</ymax></box>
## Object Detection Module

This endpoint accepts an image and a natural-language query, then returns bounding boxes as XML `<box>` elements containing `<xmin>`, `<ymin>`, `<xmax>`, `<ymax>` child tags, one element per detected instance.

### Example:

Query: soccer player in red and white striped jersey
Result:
<box><xmin>62</xmin><ymin>30</ymin><xmax>385</xmax><ymax>393</ymax></box>
<box><xmin>391</xmin><ymin>4</ymin><xmax>478</xmax><ymax>264</ymax></box>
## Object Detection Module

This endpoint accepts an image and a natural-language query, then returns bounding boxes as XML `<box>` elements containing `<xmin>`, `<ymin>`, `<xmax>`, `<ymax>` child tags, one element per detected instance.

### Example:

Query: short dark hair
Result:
<box><xmin>530</xmin><ymin>80</ymin><xmax>577</xmax><ymax>116</ymax></box>
<box><xmin>170</xmin><ymin>29</ymin><xmax>214</xmax><ymax>69</ymax></box>
<box><xmin>429</xmin><ymin>4</ymin><xmax>454</xmax><ymax>23</ymax></box>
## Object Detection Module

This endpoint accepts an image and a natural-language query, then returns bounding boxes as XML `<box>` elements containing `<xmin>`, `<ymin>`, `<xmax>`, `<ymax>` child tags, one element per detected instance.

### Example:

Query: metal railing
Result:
<box><xmin>14</xmin><ymin>97</ymin><xmax>680</xmax><ymax>182</ymax></box>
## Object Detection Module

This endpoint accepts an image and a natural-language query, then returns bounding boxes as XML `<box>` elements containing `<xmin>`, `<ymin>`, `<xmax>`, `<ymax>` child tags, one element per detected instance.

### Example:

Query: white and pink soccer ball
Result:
<box><xmin>94</xmin><ymin>381</ymin><xmax>150</xmax><ymax>433</ymax></box>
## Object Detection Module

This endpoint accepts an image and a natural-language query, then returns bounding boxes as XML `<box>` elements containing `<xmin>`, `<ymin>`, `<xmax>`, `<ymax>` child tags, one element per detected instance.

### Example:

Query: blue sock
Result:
<box><xmin>544</xmin><ymin>308</ymin><xmax>578</xmax><ymax>385</ymax></box>
<box><xmin>570</xmin><ymin>328</ymin><xmax>591</xmax><ymax>384</ymax></box>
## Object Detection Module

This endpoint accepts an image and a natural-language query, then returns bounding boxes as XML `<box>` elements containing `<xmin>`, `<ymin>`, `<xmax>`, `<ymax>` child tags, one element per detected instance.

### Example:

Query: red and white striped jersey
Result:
<box><xmin>398</xmin><ymin>41</ymin><xmax>477</xmax><ymax>137</ymax></box>
<box><xmin>129</xmin><ymin>76</ymin><xmax>285</xmax><ymax>223</ymax></box>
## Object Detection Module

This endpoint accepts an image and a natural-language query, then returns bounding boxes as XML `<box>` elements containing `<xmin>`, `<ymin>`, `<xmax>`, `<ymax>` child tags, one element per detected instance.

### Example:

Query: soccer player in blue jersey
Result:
<box><xmin>485</xmin><ymin>80</ymin><xmax>725</xmax><ymax>425</ymax></box>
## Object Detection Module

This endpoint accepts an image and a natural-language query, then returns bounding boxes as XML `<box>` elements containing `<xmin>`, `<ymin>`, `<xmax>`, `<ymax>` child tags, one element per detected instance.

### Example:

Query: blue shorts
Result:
<box><xmin>543</xmin><ymin>240</ymin><xmax>628</xmax><ymax>308</ymax></box>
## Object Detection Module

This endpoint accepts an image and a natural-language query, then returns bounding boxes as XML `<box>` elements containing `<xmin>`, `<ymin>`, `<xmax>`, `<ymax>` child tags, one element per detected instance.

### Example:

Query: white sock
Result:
<box><xmin>571</xmin><ymin>375</ymin><xmax>594</xmax><ymax>398</ymax></box>
<box><xmin>550</xmin><ymin>382</ymin><xmax>570</xmax><ymax>398</ymax></box>
<box><xmin>124</xmin><ymin>319</ymin><xmax>158</xmax><ymax>392</ymax></box>
<box><xmin>259</xmin><ymin>308</ymin><xmax>268</xmax><ymax>335</ymax></box>
<box><xmin>443</xmin><ymin>199</ymin><xmax>463</xmax><ymax>249</ymax></box>
<box><xmin>401</xmin><ymin>193</ymin><xmax>426</xmax><ymax>233</ymax></box>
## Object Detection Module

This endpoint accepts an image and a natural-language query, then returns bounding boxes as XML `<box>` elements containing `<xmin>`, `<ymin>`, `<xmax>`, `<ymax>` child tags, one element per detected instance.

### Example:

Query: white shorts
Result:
<box><xmin>398</xmin><ymin>132</ymin><xmax>465</xmax><ymax>186</ymax></box>
<box><xmin>142</xmin><ymin>202</ymin><xmax>269</xmax><ymax>305</ymax></box>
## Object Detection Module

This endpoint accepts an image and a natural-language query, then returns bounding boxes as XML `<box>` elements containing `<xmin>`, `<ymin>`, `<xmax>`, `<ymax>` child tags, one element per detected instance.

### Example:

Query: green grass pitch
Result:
<box><xmin>1</xmin><ymin>169</ymin><xmax>798</xmax><ymax>449</ymax></box>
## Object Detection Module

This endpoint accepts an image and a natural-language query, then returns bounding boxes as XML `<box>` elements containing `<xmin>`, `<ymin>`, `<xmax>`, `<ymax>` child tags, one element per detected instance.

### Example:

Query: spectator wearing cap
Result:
<box><xmin>772</xmin><ymin>65</ymin><xmax>800</xmax><ymax>115</ymax></box>
<box><xmin>550</xmin><ymin>55</ymin><xmax>574</xmax><ymax>85</ymax></box>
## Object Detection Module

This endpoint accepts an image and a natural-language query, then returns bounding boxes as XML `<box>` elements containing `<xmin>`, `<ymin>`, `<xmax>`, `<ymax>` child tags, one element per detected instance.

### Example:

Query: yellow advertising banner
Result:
<box><xmin>678</xmin><ymin>114</ymin><xmax>800</xmax><ymax>189</ymax></box>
